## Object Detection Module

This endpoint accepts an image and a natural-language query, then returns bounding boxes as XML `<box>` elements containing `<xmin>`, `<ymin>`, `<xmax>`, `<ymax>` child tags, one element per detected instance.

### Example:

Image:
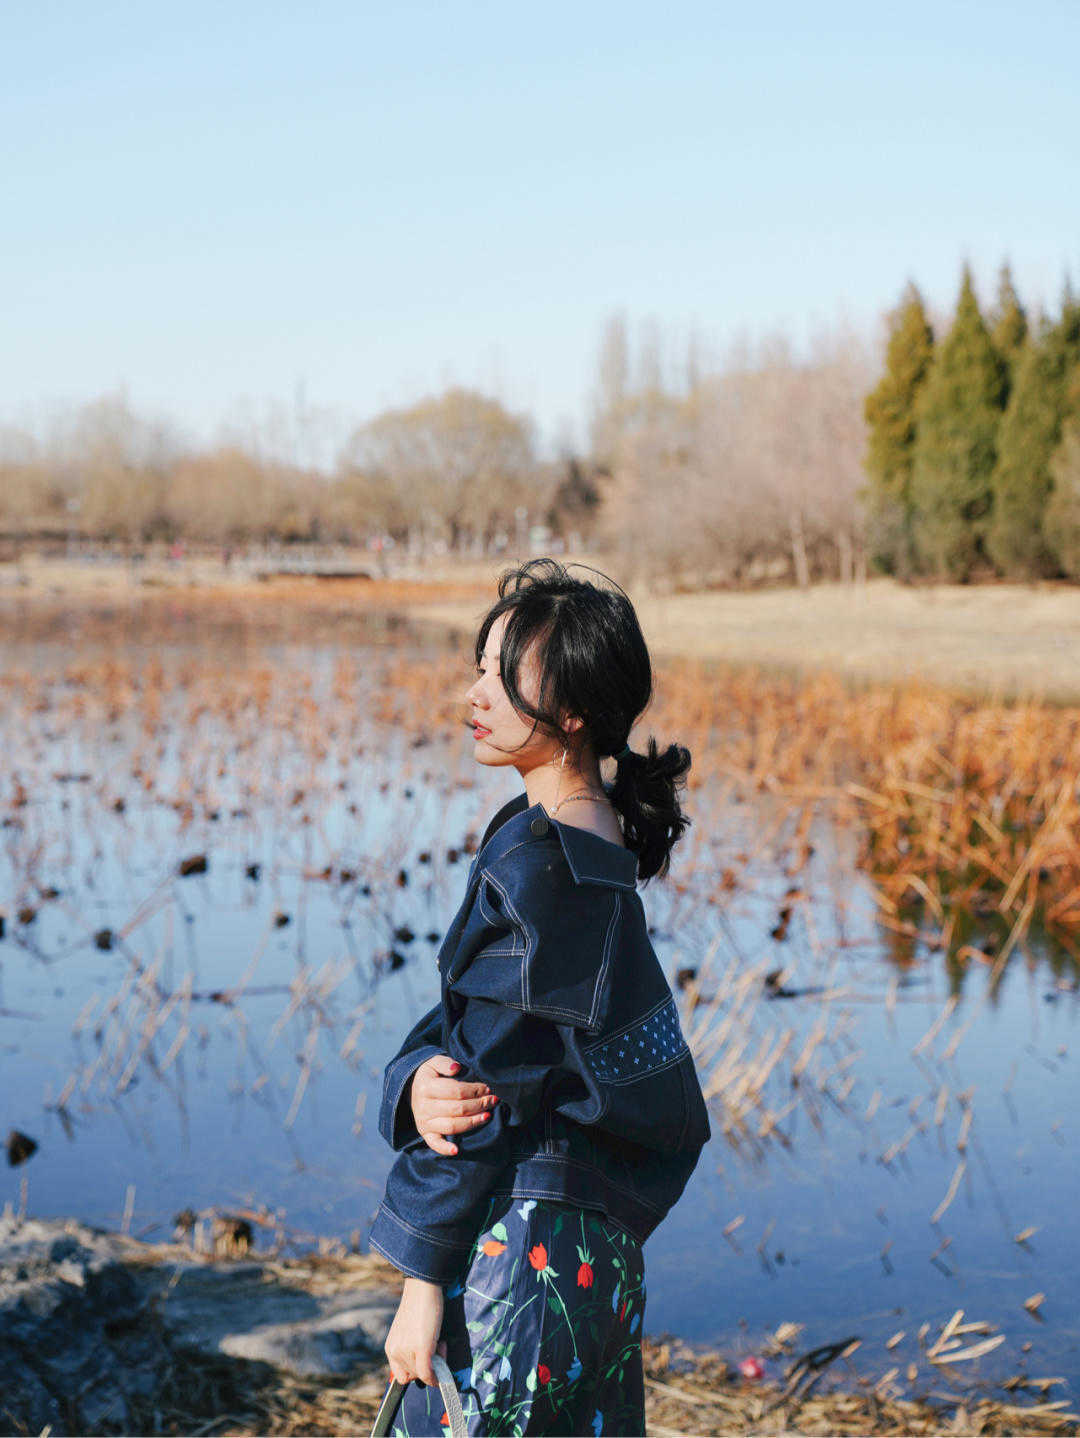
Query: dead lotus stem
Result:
<box><xmin>931</xmin><ymin>1158</ymin><xmax>967</xmax><ymax>1224</ymax></box>
<box><xmin>911</xmin><ymin>995</ymin><xmax>959</xmax><ymax>1058</ymax></box>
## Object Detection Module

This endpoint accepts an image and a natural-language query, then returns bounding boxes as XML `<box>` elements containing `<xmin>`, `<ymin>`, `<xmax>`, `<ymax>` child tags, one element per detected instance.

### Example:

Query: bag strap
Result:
<box><xmin>370</xmin><ymin>1353</ymin><xmax>466</xmax><ymax>1438</ymax></box>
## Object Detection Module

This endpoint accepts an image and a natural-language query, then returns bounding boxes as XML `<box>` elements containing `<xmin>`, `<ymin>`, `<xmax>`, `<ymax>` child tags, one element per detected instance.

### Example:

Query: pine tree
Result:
<box><xmin>987</xmin><ymin>302</ymin><xmax>1077</xmax><ymax>577</ymax></box>
<box><xmin>909</xmin><ymin>265</ymin><xmax>1007</xmax><ymax>580</ymax></box>
<box><xmin>862</xmin><ymin>282</ymin><xmax>934</xmax><ymax>577</ymax></box>
<box><xmin>1043</xmin><ymin>417</ymin><xmax>1080</xmax><ymax>578</ymax></box>
<box><xmin>1041</xmin><ymin>294</ymin><xmax>1080</xmax><ymax>576</ymax></box>
<box><xmin>989</xmin><ymin>261</ymin><xmax>1027</xmax><ymax>405</ymax></box>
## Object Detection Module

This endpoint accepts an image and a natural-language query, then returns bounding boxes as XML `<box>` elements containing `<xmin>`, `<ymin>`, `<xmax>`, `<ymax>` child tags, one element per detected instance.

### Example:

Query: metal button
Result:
<box><xmin>530</xmin><ymin>815</ymin><xmax>550</xmax><ymax>837</ymax></box>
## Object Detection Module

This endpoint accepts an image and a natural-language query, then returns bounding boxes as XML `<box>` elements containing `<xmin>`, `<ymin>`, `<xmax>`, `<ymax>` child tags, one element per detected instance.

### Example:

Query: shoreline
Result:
<box><xmin>1</xmin><ymin>1211</ymin><xmax>1075</xmax><ymax>1436</ymax></box>
<box><xmin>6</xmin><ymin>551</ymin><xmax>1080</xmax><ymax>704</ymax></box>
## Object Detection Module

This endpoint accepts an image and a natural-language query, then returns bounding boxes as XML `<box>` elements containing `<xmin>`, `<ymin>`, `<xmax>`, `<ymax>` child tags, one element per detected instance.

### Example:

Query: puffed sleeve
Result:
<box><xmin>377</xmin><ymin>1000</ymin><xmax>445</xmax><ymax>1152</ymax></box>
<box><xmin>367</xmin><ymin>852</ymin><xmax>618</xmax><ymax>1284</ymax></box>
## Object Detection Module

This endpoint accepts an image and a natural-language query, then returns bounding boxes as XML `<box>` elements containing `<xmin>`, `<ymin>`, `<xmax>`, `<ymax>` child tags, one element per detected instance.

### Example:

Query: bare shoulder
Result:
<box><xmin>554</xmin><ymin>808</ymin><xmax>627</xmax><ymax>849</ymax></box>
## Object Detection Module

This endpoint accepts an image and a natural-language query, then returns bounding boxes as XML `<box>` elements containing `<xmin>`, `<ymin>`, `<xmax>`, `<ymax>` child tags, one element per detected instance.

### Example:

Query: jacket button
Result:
<box><xmin>530</xmin><ymin>815</ymin><xmax>550</xmax><ymax>836</ymax></box>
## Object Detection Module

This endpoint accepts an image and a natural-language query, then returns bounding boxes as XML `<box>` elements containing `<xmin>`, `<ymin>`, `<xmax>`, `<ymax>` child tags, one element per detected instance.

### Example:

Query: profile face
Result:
<box><xmin>464</xmin><ymin>613</ymin><xmax>568</xmax><ymax>770</ymax></box>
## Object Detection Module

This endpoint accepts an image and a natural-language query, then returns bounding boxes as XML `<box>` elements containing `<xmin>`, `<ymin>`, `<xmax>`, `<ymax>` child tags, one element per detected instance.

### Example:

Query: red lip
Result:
<box><xmin>473</xmin><ymin>722</ymin><xmax>491</xmax><ymax>736</ymax></box>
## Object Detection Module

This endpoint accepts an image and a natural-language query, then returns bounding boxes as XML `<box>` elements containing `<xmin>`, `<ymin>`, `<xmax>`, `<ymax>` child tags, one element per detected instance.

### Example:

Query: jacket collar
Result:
<box><xmin>473</xmin><ymin>790</ymin><xmax>638</xmax><ymax>890</ymax></box>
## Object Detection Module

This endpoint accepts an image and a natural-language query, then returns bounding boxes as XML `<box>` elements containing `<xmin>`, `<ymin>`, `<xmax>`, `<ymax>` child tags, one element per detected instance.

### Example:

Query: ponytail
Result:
<box><xmin>609</xmin><ymin>736</ymin><xmax>692</xmax><ymax>883</ymax></box>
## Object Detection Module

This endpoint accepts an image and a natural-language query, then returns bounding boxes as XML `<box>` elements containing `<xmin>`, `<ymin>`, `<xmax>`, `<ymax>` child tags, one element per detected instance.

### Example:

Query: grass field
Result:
<box><xmin>399</xmin><ymin>573</ymin><xmax>1080</xmax><ymax>705</ymax></box>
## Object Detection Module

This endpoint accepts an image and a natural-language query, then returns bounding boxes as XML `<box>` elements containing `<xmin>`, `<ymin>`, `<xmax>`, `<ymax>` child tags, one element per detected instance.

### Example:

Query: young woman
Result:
<box><xmin>369</xmin><ymin>558</ymin><xmax>711</xmax><ymax>1436</ymax></box>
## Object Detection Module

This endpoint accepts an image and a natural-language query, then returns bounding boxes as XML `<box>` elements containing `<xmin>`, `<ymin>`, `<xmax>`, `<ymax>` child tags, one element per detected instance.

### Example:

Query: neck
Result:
<box><xmin>520</xmin><ymin>753</ymin><xmax>605</xmax><ymax>816</ymax></box>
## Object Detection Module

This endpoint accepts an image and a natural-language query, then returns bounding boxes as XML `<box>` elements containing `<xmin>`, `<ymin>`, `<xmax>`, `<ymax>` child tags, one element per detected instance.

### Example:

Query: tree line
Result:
<box><xmin>2</xmin><ymin>263</ymin><xmax>1078</xmax><ymax>586</ymax></box>
<box><xmin>863</xmin><ymin>264</ymin><xmax>1080</xmax><ymax>581</ymax></box>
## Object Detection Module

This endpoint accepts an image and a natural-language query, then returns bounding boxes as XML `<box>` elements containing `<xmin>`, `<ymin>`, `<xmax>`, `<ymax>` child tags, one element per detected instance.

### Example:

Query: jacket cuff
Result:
<box><xmin>367</xmin><ymin>1199</ymin><xmax>474</xmax><ymax>1285</ymax></box>
<box><xmin>378</xmin><ymin>1044</ymin><xmax>443</xmax><ymax>1150</ymax></box>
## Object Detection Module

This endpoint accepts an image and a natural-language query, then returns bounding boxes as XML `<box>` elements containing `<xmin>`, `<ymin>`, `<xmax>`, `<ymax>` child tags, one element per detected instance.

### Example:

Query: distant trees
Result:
<box><xmin>862</xmin><ymin>283</ymin><xmax>935</xmax><ymax>578</ymax></box>
<box><xmin>907</xmin><ymin>266</ymin><xmax>1008</xmax><ymax>580</ymax></box>
<box><xmin>337</xmin><ymin>388</ymin><xmax>544</xmax><ymax>553</ymax></box>
<box><xmin>590</xmin><ymin>317</ymin><xmax>874</xmax><ymax>588</ymax></box>
<box><xmin>988</xmin><ymin>262</ymin><xmax>1028</xmax><ymax>397</ymax></box>
<box><xmin>986</xmin><ymin>308</ymin><xmax>1076</xmax><ymax>577</ymax></box>
<box><xmin>6</xmin><ymin>264</ymin><xmax>1080</xmax><ymax>589</ymax></box>
<box><xmin>861</xmin><ymin>264</ymin><xmax>1080</xmax><ymax>583</ymax></box>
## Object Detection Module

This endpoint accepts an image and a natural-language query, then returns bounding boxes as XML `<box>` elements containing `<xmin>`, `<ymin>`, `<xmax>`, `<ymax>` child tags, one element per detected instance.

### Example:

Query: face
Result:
<box><xmin>464</xmin><ymin>613</ymin><xmax>579</xmax><ymax>772</ymax></box>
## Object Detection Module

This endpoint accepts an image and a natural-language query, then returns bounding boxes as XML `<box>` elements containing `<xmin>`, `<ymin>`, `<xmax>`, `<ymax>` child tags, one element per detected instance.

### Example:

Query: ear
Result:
<box><xmin>561</xmin><ymin>712</ymin><xmax>585</xmax><ymax>736</ymax></box>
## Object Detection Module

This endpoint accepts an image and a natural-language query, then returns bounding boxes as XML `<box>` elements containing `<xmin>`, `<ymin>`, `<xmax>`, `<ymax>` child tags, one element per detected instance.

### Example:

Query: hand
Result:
<box><xmin>384</xmin><ymin>1276</ymin><xmax>447</xmax><ymax>1386</ymax></box>
<box><xmin>410</xmin><ymin>1053</ymin><xmax>498</xmax><ymax>1155</ymax></box>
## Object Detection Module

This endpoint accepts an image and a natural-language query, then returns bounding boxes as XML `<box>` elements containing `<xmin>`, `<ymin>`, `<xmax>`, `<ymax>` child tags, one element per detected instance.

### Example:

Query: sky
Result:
<box><xmin>3</xmin><ymin>0</ymin><xmax>1078</xmax><ymax>464</ymax></box>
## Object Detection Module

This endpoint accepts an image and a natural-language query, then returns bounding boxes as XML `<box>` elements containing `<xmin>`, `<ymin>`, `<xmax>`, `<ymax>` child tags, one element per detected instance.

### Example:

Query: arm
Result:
<box><xmin>368</xmin><ymin>988</ymin><xmax>565</xmax><ymax>1283</ymax></box>
<box><xmin>368</xmin><ymin>853</ymin><xmax>615</xmax><ymax>1284</ymax></box>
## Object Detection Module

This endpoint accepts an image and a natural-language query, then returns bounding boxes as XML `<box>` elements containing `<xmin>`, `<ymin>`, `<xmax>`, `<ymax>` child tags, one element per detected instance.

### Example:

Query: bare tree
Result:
<box><xmin>337</xmin><ymin>388</ymin><xmax>541</xmax><ymax>555</ymax></box>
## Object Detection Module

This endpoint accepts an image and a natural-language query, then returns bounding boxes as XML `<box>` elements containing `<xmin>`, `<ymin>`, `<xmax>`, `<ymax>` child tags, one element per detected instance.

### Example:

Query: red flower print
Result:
<box><xmin>528</xmin><ymin>1242</ymin><xmax>548</xmax><ymax>1271</ymax></box>
<box><xmin>619</xmin><ymin>1297</ymin><xmax>628</xmax><ymax>1322</ymax></box>
<box><xmin>481</xmin><ymin>1239</ymin><xmax>507</xmax><ymax>1256</ymax></box>
<box><xmin>537</xmin><ymin>1363</ymin><xmax>551</xmax><ymax>1385</ymax></box>
<box><xmin>440</xmin><ymin>1411</ymin><xmax>448</xmax><ymax>1426</ymax></box>
<box><xmin>577</xmin><ymin>1261</ymin><xmax>593</xmax><ymax>1287</ymax></box>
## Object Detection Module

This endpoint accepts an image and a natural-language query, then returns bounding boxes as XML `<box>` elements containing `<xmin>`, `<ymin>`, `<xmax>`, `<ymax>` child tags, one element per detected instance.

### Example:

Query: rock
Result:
<box><xmin>0</xmin><ymin>1212</ymin><xmax>400</xmax><ymax>1434</ymax></box>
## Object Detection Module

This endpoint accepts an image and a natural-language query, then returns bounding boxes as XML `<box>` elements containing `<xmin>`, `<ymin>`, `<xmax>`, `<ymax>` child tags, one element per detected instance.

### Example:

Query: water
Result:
<box><xmin>1</xmin><ymin>597</ymin><xmax>1076</xmax><ymax>1410</ymax></box>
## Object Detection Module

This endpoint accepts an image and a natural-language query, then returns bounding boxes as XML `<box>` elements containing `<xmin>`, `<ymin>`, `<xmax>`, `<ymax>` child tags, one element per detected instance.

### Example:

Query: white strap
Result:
<box><xmin>370</xmin><ymin>1353</ymin><xmax>466</xmax><ymax>1438</ymax></box>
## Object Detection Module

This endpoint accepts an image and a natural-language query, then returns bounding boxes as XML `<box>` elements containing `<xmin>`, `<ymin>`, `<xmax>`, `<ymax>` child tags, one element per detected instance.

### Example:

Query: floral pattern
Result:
<box><xmin>384</xmin><ymin>1194</ymin><xmax>646</xmax><ymax>1436</ymax></box>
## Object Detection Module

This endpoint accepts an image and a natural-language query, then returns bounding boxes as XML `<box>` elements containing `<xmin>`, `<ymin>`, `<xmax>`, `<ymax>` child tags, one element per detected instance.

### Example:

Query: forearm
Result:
<box><xmin>369</xmin><ymin>998</ymin><xmax>561</xmax><ymax>1284</ymax></box>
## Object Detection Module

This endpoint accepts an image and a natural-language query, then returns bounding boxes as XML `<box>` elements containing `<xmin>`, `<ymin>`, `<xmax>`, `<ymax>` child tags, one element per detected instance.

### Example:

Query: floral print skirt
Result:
<box><xmin>382</xmin><ymin>1192</ymin><xmax>647</xmax><ymax>1436</ymax></box>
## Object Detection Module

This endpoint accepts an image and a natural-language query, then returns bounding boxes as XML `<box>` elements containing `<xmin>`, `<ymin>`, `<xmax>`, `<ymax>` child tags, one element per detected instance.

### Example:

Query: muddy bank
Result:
<box><xmin>1</xmin><ymin>1213</ymin><xmax>1075</xmax><ymax>1436</ymax></box>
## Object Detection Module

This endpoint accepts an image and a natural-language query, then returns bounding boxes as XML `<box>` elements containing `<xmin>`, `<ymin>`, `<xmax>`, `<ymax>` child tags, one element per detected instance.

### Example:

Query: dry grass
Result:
<box><xmin>9</xmin><ymin>552</ymin><xmax>1080</xmax><ymax>702</ymax></box>
<box><xmin>76</xmin><ymin>1243</ymin><xmax>1078</xmax><ymax>1436</ymax></box>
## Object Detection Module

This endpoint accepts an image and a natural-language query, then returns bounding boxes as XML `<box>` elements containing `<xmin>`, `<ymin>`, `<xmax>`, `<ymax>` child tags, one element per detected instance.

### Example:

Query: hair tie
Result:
<box><xmin>615</xmin><ymin>743</ymin><xmax>632</xmax><ymax>760</ymax></box>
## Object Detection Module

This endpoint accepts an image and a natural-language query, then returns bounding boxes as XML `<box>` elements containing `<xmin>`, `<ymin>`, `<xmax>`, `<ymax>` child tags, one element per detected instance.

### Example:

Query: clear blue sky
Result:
<box><xmin>3</xmin><ymin>0</ymin><xmax>1078</xmax><ymax>462</ymax></box>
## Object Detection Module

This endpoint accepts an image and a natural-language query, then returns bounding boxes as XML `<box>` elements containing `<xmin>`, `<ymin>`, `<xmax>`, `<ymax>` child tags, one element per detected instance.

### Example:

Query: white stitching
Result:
<box><xmin>493</xmin><ymin>1156</ymin><xmax>665</xmax><ymax>1214</ymax></box>
<box><xmin>581</xmin><ymin>989</ymin><xmax>674</xmax><ymax>1053</ymax></box>
<box><xmin>371</xmin><ymin>1202</ymin><xmax>472</xmax><ymax>1251</ymax></box>
<box><xmin>480</xmin><ymin>866</ymin><xmax>528</xmax><ymax>1009</ymax></box>
<box><xmin>588</xmin><ymin>890</ymin><xmax>621</xmax><ymax>1028</ymax></box>
<box><xmin>594</xmin><ymin>1044</ymin><xmax>689</xmax><ymax>1086</ymax></box>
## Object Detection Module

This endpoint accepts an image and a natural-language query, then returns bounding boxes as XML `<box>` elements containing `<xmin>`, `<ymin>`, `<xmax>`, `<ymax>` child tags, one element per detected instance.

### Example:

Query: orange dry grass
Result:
<box><xmin>6</xmin><ymin>585</ymin><xmax>1080</xmax><ymax>966</ymax></box>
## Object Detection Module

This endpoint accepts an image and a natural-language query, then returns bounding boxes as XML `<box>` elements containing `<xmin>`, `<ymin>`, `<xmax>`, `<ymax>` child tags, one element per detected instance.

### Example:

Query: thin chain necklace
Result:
<box><xmin>549</xmin><ymin>786</ymin><xmax>610</xmax><ymax>819</ymax></box>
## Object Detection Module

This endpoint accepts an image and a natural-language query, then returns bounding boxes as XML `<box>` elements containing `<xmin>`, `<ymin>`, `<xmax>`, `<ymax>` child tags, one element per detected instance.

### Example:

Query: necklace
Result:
<box><xmin>549</xmin><ymin>787</ymin><xmax>610</xmax><ymax>819</ymax></box>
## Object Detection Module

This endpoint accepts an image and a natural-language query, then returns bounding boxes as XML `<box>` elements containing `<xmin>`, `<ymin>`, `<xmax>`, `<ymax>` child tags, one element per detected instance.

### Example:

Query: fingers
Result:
<box><xmin>422</xmin><ymin>1130</ymin><xmax>459</xmax><ymax>1155</ymax></box>
<box><xmin>425</xmin><ymin>1104</ymin><xmax>496</xmax><ymax>1131</ymax></box>
<box><xmin>421</xmin><ymin>1055</ymin><xmax>492</xmax><ymax>1098</ymax></box>
<box><xmin>425</xmin><ymin>1075</ymin><xmax>493</xmax><ymax>1101</ymax></box>
<box><xmin>386</xmin><ymin>1351</ymin><xmax>439</xmax><ymax>1388</ymax></box>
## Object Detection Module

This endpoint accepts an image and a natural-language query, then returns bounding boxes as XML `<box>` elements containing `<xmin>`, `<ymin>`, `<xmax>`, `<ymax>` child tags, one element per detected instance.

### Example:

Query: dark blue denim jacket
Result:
<box><xmin>367</xmin><ymin>790</ymin><xmax>712</xmax><ymax>1284</ymax></box>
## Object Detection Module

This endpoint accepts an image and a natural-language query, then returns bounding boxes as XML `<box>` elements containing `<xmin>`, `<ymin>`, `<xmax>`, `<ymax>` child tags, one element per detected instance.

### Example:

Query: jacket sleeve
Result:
<box><xmin>367</xmin><ymin>853</ymin><xmax>614</xmax><ymax>1284</ymax></box>
<box><xmin>377</xmin><ymin>1000</ymin><xmax>445</xmax><ymax>1152</ymax></box>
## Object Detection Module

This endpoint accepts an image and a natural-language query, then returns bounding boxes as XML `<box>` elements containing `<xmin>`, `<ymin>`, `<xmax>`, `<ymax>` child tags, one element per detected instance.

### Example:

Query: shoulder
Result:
<box><xmin>473</xmin><ymin>840</ymin><xmax>628</xmax><ymax>1032</ymax></box>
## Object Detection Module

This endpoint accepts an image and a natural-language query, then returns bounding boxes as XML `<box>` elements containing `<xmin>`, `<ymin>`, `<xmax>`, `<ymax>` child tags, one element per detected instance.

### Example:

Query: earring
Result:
<box><xmin>558</xmin><ymin>748</ymin><xmax>569</xmax><ymax>771</ymax></box>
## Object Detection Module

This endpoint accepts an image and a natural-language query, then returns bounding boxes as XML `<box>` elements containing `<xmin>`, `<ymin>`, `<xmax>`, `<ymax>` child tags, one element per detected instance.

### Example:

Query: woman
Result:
<box><xmin>369</xmin><ymin>558</ymin><xmax>711</xmax><ymax>1436</ymax></box>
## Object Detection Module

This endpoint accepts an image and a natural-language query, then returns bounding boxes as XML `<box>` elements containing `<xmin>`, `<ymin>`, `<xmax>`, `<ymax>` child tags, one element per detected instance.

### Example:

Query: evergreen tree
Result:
<box><xmin>989</xmin><ymin>261</ymin><xmax>1027</xmax><ymax>405</ymax></box>
<box><xmin>909</xmin><ymin>265</ymin><xmax>1007</xmax><ymax>579</ymax></box>
<box><xmin>1043</xmin><ymin>418</ymin><xmax>1080</xmax><ymax>578</ymax></box>
<box><xmin>862</xmin><ymin>281</ymin><xmax>934</xmax><ymax>577</ymax></box>
<box><xmin>988</xmin><ymin>299</ymin><xmax>1079</xmax><ymax>577</ymax></box>
<box><xmin>1042</xmin><ymin>309</ymin><xmax>1080</xmax><ymax>576</ymax></box>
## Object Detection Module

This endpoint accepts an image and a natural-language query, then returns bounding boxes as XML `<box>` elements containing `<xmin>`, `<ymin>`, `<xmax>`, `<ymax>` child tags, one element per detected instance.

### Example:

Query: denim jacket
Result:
<box><xmin>367</xmin><ymin>790</ymin><xmax>712</xmax><ymax>1284</ymax></box>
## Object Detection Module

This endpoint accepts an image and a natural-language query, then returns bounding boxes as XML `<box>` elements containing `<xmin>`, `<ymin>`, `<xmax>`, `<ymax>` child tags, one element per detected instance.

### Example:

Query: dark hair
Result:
<box><xmin>474</xmin><ymin>557</ymin><xmax>691</xmax><ymax>883</ymax></box>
